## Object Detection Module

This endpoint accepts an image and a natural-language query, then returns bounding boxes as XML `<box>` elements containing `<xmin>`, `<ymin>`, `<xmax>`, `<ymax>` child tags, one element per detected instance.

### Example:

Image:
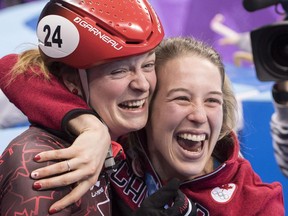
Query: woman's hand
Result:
<box><xmin>30</xmin><ymin>114</ymin><xmax>111</xmax><ymax>213</ymax></box>
<box><xmin>133</xmin><ymin>179</ymin><xmax>197</xmax><ymax>216</ymax></box>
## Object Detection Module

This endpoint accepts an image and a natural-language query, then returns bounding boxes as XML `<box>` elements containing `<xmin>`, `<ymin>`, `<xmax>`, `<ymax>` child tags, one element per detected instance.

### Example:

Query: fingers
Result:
<box><xmin>33</xmin><ymin>169</ymin><xmax>84</xmax><ymax>190</ymax></box>
<box><xmin>48</xmin><ymin>180</ymin><xmax>92</xmax><ymax>214</ymax></box>
<box><xmin>141</xmin><ymin>178</ymin><xmax>180</xmax><ymax>208</ymax></box>
<box><xmin>31</xmin><ymin>159</ymin><xmax>74</xmax><ymax>179</ymax></box>
<box><xmin>32</xmin><ymin>161</ymin><xmax>102</xmax><ymax>190</ymax></box>
<box><xmin>164</xmin><ymin>190</ymin><xmax>197</xmax><ymax>216</ymax></box>
<box><xmin>33</xmin><ymin>147</ymin><xmax>74</xmax><ymax>162</ymax></box>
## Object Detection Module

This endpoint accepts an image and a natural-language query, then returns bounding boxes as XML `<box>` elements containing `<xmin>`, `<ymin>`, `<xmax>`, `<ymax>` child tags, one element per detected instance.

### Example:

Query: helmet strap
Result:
<box><xmin>78</xmin><ymin>69</ymin><xmax>90</xmax><ymax>104</ymax></box>
<box><xmin>78</xmin><ymin>69</ymin><xmax>108</xmax><ymax>127</ymax></box>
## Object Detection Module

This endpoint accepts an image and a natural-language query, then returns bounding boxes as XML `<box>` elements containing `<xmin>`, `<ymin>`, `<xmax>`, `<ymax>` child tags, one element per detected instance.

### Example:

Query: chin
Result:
<box><xmin>176</xmin><ymin>166</ymin><xmax>204</xmax><ymax>179</ymax></box>
<box><xmin>124</xmin><ymin>124</ymin><xmax>144</xmax><ymax>134</ymax></box>
<box><xmin>131</xmin><ymin>119</ymin><xmax>147</xmax><ymax>129</ymax></box>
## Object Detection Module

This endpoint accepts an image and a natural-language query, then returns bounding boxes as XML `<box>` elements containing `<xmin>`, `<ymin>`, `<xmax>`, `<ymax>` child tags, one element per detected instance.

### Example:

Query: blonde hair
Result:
<box><xmin>154</xmin><ymin>37</ymin><xmax>238</xmax><ymax>139</ymax></box>
<box><xmin>10</xmin><ymin>49</ymin><xmax>50</xmax><ymax>83</ymax></box>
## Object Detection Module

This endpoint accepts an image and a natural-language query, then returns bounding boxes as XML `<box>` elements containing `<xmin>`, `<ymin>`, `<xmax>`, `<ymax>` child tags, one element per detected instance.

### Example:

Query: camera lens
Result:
<box><xmin>271</xmin><ymin>34</ymin><xmax>288</xmax><ymax>67</ymax></box>
<box><xmin>251</xmin><ymin>22</ymin><xmax>288</xmax><ymax>81</ymax></box>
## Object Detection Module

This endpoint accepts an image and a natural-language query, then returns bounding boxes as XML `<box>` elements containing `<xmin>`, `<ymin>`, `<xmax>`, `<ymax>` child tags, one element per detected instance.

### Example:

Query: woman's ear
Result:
<box><xmin>61</xmin><ymin>70</ymin><xmax>83</xmax><ymax>97</ymax></box>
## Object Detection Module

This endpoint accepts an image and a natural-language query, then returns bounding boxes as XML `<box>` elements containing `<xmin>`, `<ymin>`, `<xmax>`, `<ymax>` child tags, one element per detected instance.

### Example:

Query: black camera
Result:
<box><xmin>243</xmin><ymin>0</ymin><xmax>288</xmax><ymax>81</ymax></box>
<box><xmin>251</xmin><ymin>21</ymin><xmax>288</xmax><ymax>81</ymax></box>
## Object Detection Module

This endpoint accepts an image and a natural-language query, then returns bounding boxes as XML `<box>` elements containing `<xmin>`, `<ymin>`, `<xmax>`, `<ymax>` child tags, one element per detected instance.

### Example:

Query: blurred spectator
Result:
<box><xmin>0</xmin><ymin>0</ymin><xmax>37</xmax><ymax>9</ymax></box>
<box><xmin>0</xmin><ymin>90</ymin><xmax>28</xmax><ymax>128</ymax></box>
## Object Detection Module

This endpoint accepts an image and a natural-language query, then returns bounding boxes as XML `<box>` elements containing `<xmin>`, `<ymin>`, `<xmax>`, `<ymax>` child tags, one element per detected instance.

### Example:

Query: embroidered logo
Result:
<box><xmin>211</xmin><ymin>183</ymin><xmax>237</xmax><ymax>203</ymax></box>
<box><xmin>90</xmin><ymin>180</ymin><xmax>104</xmax><ymax>197</ymax></box>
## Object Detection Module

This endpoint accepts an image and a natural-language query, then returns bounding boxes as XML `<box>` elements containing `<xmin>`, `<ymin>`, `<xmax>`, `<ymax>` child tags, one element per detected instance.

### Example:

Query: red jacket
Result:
<box><xmin>110</xmin><ymin>131</ymin><xmax>285</xmax><ymax>216</ymax></box>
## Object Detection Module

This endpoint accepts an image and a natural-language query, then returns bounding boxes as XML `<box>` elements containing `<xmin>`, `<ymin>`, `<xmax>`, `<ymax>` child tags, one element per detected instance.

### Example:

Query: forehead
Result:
<box><xmin>97</xmin><ymin>51</ymin><xmax>155</xmax><ymax>68</ymax></box>
<box><xmin>87</xmin><ymin>51</ymin><xmax>156</xmax><ymax>77</ymax></box>
<box><xmin>158</xmin><ymin>55</ymin><xmax>221</xmax><ymax>84</ymax></box>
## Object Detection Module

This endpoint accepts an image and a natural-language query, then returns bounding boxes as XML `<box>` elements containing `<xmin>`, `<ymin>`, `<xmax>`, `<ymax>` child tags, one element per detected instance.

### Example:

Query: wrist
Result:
<box><xmin>67</xmin><ymin>114</ymin><xmax>108</xmax><ymax>136</ymax></box>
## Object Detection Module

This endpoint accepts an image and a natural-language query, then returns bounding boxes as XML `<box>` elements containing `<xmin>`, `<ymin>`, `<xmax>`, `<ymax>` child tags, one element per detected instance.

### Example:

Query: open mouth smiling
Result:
<box><xmin>119</xmin><ymin>99</ymin><xmax>146</xmax><ymax>110</ymax></box>
<box><xmin>177</xmin><ymin>133</ymin><xmax>207</xmax><ymax>153</ymax></box>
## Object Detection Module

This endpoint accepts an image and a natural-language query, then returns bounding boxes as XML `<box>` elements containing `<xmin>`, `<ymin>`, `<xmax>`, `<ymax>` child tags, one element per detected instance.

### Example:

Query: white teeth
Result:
<box><xmin>178</xmin><ymin>133</ymin><xmax>206</xmax><ymax>141</ymax></box>
<box><xmin>120</xmin><ymin>99</ymin><xmax>145</xmax><ymax>108</ymax></box>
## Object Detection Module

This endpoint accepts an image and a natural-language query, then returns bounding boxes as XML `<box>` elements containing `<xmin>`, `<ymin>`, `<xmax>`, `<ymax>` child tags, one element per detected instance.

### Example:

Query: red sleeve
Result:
<box><xmin>0</xmin><ymin>54</ymin><xmax>91</xmax><ymax>131</ymax></box>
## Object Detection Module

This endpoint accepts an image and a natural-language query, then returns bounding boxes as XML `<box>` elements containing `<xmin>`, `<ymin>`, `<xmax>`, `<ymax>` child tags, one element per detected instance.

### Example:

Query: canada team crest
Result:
<box><xmin>211</xmin><ymin>183</ymin><xmax>237</xmax><ymax>203</ymax></box>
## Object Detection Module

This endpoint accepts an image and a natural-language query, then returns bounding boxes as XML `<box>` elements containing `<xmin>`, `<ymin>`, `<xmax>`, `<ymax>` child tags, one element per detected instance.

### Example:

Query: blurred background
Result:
<box><xmin>0</xmin><ymin>0</ymin><xmax>287</xmax><ymax>211</ymax></box>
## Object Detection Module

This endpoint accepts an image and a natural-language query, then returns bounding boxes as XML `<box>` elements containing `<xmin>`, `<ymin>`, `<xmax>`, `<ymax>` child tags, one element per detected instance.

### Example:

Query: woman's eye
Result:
<box><xmin>111</xmin><ymin>69</ymin><xmax>127</xmax><ymax>75</ymax></box>
<box><xmin>143</xmin><ymin>62</ymin><xmax>155</xmax><ymax>70</ymax></box>
<box><xmin>207</xmin><ymin>98</ymin><xmax>222</xmax><ymax>105</ymax></box>
<box><xmin>109</xmin><ymin>69</ymin><xmax>129</xmax><ymax>79</ymax></box>
<box><xmin>145</xmin><ymin>63</ymin><xmax>155</xmax><ymax>67</ymax></box>
<box><xmin>175</xmin><ymin>96</ymin><xmax>190</xmax><ymax>101</ymax></box>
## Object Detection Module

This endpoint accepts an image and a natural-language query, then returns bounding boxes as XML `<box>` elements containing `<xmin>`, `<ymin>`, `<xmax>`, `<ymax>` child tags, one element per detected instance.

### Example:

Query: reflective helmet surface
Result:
<box><xmin>37</xmin><ymin>0</ymin><xmax>164</xmax><ymax>69</ymax></box>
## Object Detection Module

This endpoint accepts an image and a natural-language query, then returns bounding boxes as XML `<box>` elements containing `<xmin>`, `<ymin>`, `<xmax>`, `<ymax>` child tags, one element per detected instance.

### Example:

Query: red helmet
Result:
<box><xmin>37</xmin><ymin>0</ymin><xmax>164</xmax><ymax>69</ymax></box>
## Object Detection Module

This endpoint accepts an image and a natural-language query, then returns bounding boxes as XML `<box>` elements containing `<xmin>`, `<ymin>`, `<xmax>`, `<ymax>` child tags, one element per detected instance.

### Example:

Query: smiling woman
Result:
<box><xmin>83</xmin><ymin>52</ymin><xmax>156</xmax><ymax>141</ymax></box>
<box><xmin>126</xmin><ymin>37</ymin><xmax>284</xmax><ymax>215</ymax></box>
<box><xmin>0</xmin><ymin>0</ymin><xmax>164</xmax><ymax>214</ymax></box>
<box><xmin>147</xmin><ymin>53</ymin><xmax>225</xmax><ymax>180</ymax></box>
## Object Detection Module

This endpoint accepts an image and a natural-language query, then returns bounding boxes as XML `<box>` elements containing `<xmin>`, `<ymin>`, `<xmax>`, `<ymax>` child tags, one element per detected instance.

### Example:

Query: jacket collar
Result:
<box><xmin>131</xmin><ymin>130</ymin><xmax>241</xmax><ymax>187</ymax></box>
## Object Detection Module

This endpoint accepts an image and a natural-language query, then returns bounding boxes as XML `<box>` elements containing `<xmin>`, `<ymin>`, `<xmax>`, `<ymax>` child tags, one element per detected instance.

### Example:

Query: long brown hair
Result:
<box><xmin>154</xmin><ymin>37</ymin><xmax>238</xmax><ymax>139</ymax></box>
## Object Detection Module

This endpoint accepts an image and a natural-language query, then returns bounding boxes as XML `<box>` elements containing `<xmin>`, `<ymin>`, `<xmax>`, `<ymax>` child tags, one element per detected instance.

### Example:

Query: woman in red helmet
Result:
<box><xmin>0</xmin><ymin>0</ymin><xmax>165</xmax><ymax>214</ymax></box>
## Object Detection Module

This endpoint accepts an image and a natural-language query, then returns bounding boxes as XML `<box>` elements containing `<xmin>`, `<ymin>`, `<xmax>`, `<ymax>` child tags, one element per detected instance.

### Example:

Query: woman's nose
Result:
<box><xmin>130</xmin><ymin>71</ymin><xmax>150</xmax><ymax>91</ymax></box>
<box><xmin>187</xmin><ymin>104</ymin><xmax>207</xmax><ymax>124</ymax></box>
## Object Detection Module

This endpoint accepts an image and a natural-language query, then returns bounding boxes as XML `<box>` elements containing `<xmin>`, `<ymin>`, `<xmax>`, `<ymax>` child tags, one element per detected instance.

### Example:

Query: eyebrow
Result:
<box><xmin>167</xmin><ymin>88</ymin><xmax>223</xmax><ymax>96</ymax></box>
<box><xmin>208</xmin><ymin>91</ymin><xmax>223</xmax><ymax>96</ymax></box>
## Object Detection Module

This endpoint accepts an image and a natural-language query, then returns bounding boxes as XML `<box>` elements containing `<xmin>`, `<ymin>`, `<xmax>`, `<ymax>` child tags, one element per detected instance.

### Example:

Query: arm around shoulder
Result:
<box><xmin>0</xmin><ymin>54</ymin><xmax>91</xmax><ymax>131</ymax></box>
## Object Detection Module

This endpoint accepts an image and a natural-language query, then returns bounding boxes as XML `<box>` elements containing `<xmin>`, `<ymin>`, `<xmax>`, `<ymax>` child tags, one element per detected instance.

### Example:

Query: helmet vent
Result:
<box><xmin>126</xmin><ymin>41</ymin><xmax>141</xmax><ymax>45</ymax></box>
<box><xmin>95</xmin><ymin>22</ymin><xmax>116</xmax><ymax>36</ymax></box>
<box><xmin>96</xmin><ymin>21</ymin><xmax>142</xmax><ymax>44</ymax></box>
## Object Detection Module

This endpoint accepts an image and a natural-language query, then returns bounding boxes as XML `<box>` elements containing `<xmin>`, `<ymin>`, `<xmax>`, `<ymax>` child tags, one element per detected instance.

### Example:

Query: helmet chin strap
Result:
<box><xmin>78</xmin><ymin>68</ymin><xmax>106</xmax><ymax>126</ymax></box>
<box><xmin>78</xmin><ymin>69</ymin><xmax>90</xmax><ymax>104</ymax></box>
<box><xmin>78</xmin><ymin>70</ymin><xmax>115</xmax><ymax>170</ymax></box>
